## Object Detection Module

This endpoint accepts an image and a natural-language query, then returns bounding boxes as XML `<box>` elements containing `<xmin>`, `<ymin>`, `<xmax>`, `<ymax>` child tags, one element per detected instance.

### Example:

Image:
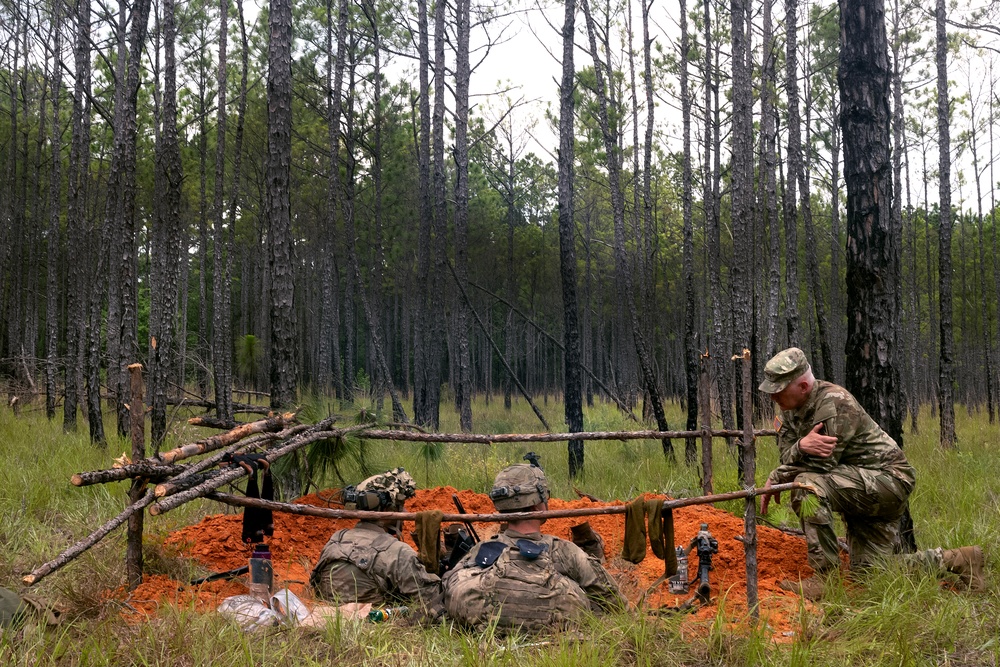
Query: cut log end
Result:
<box><xmin>22</xmin><ymin>574</ymin><xmax>37</xmax><ymax>585</ymax></box>
<box><xmin>154</xmin><ymin>485</ymin><xmax>169</xmax><ymax>497</ymax></box>
<box><xmin>70</xmin><ymin>474</ymin><xmax>84</xmax><ymax>486</ymax></box>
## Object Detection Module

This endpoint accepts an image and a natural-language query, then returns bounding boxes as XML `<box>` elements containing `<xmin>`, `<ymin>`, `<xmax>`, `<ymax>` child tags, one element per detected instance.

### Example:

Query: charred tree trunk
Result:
<box><xmin>149</xmin><ymin>0</ymin><xmax>184</xmax><ymax>449</ymax></box>
<box><xmin>784</xmin><ymin>0</ymin><xmax>801</xmax><ymax>345</ymax></box>
<box><xmin>558</xmin><ymin>0</ymin><xmax>585</xmax><ymax>475</ymax></box>
<box><xmin>935</xmin><ymin>0</ymin><xmax>955</xmax><ymax>448</ymax></box>
<box><xmin>454</xmin><ymin>0</ymin><xmax>473</xmax><ymax>431</ymax></box>
<box><xmin>267</xmin><ymin>0</ymin><xmax>297</xmax><ymax>409</ymax></box>
<box><xmin>45</xmin><ymin>1</ymin><xmax>63</xmax><ymax>422</ymax></box>
<box><xmin>680</xmin><ymin>0</ymin><xmax>699</xmax><ymax>465</ymax></box>
<box><xmin>839</xmin><ymin>0</ymin><xmax>915</xmax><ymax>551</ymax></box>
<box><xmin>212</xmin><ymin>0</ymin><xmax>234</xmax><ymax>421</ymax></box>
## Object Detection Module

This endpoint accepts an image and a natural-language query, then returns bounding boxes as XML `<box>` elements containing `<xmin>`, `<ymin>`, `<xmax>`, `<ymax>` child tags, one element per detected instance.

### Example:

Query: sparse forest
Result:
<box><xmin>2</xmin><ymin>0</ymin><xmax>1000</xmax><ymax>452</ymax></box>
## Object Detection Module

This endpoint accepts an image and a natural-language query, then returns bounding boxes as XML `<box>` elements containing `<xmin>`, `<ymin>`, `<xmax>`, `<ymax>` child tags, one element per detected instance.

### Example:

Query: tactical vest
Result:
<box><xmin>444</xmin><ymin>536</ymin><xmax>590</xmax><ymax>632</ymax></box>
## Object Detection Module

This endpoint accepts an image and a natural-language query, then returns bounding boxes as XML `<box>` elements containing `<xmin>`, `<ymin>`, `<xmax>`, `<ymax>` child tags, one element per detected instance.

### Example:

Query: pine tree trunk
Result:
<box><xmin>935</xmin><ymin>0</ymin><xmax>955</xmax><ymax>448</ymax></box>
<box><xmin>45</xmin><ymin>1</ymin><xmax>63</xmax><ymax>422</ymax></box>
<box><xmin>558</xmin><ymin>0</ymin><xmax>584</xmax><ymax>474</ymax></box>
<box><xmin>729</xmin><ymin>0</ymin><xmax>753</xmax><ymax>434</ymax></box>
<box><xmin>581</xmin><ymin>0</ymin><xmax>672</xmax><ymax>460</ymax></box>
<box><xmin>680</xmin><ymin>0</ymin><xmax>699</xmax><ymax>465</ymax></box>
<box><xmin>150</xmin><ymin>0</ymin><xmax>184</xmax><ymax>449</ymax></box>
<box><xmin>840</xmin><ymin>0</ymin><xmax>915</xmax><ymax>551</ymax></box>
<box><xmin>453</xmin><ymin>0</ymin><xmax>473</xmax><ymax>431</ymax></box>
<box><xmin>266</xmin><ymin>0</ymin><xmax>297</xmax><ymax>409</ymax></box>
<box><xmin>212</xmin><ymin>0</ymin><xmax>234</xmax><ymax>421</ymax></box>
<box><xmin>784</xmin><ymin>0</ymin><xmax>802</xmax><ymax>346</ymax></box>
<box><xmin>413</xmin><ymin>0</ymin><xmax>432</xmax><ymax>425</ymax></box>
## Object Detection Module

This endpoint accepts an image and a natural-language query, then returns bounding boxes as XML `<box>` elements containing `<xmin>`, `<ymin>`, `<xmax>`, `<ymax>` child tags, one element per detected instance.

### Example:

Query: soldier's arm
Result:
<box><xmin>388</xmin><ymin>544</ymin><xmax>445</xmax><ymax>620</ymax></box>
<box><xmin>776</xmin><ymin>418</ymin><xmax>803</xmax><ymax>465</ymax></box>
<box><xmin>555</xmin><ymin>541</ymin><xmax>626</xmax><ymax>612</ymax></box>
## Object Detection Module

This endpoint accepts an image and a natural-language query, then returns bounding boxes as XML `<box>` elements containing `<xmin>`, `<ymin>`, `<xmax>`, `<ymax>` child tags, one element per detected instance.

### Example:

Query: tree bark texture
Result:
<box><xmin>839</xmin><ymin>0</ymin><xmax>915</xmax><ymax>551</ymax></box>
<box><xmin>680</xmin><ymin>0</ymin><xmax>699</xmax><ymax>466</ymax></box>
<box><xmin>559</xmin><ymin>0</ymin><xmax>585</xmax><ymax>476</ymax></box>
<box><xmin>935</xmin><ymin>0</ymin><xmax>956</xmax><ymax>449</ymax></box>
<box><xmin>267</xmin><ymin>0</ymin><xmax>297</xmax><ymax>409</ymax></box>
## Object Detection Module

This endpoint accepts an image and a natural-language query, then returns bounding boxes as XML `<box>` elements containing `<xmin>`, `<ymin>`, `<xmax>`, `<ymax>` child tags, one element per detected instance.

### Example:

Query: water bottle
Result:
<box><xmin>367</xmin><ymin>606</ymin><xmax>409</xmax><ymax>623</ymax></box>
<box><xmin>248</xmin><ymin>543</ymin><xmax>274</xmax><ymax>604</ymax></box>
<box><xmin>675</xmin><ymin>545</ymin><xmax>688</xmax><ymax>583</ymax></box>
<box><xmin>668</xmin><ymin>545</ymin><xmax>689</xmax><ymax>594</ymax></box>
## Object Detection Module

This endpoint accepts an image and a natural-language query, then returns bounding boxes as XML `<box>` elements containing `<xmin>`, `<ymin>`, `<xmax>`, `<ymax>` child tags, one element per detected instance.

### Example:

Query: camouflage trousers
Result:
<box><xmin>791</xmin><ymin>466</ymin><xmax>915</xmax><ymax>572</ymax></box>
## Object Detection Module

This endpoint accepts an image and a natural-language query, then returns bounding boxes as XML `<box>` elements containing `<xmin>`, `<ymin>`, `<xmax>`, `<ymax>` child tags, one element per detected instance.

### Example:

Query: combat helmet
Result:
<box><xmin>343</xmin><ymin>467</ymin><xmax>416</xmax><ymax>511</ymax></box>
<box><xmin>489</xmin><ymin>463</ymin><xmax>550</xmax><ymax>511</ymax></box>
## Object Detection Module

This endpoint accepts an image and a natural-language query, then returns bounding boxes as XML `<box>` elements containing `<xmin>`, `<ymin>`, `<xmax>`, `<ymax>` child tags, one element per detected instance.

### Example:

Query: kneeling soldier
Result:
<box><xmin>443</xmin><ymin>464</ymin><xmax>625</xmax><ymax>631</ymax></box>
<box><xmin>309</xmin><ymin>468</ymin><xmax>443</xmax><ymax>619</ymax></box>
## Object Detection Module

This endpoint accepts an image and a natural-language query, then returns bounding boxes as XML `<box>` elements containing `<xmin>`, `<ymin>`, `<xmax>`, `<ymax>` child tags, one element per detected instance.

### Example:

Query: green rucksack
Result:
<box><xmin>0</xmin><ymin>587</ymin><xmax>62</xmax><ymax>630</ymax></box>
<box><xmin>0</xmin><ymin>587</ymin><xmax>29</xmax><ymax>630</ymax></box>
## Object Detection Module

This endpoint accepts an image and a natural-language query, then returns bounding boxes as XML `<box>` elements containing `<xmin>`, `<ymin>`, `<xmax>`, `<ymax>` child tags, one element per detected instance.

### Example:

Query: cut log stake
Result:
<box><xmin>206</xmin><ymin>483</ymin><xmax>804</xmax><ymax>522</ymax></box>
<box><xmin>126</xmin><ymin>363</ymin><xmax>146</xmax><ymax>591</ymax></box>
<box><xmin>738</xmin><ymin>349</ymin><xmax>759</xmax><ymax>620</ymax></box>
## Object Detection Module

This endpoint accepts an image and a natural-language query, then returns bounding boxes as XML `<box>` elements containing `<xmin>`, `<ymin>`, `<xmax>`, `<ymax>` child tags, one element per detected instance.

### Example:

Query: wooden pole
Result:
<box><xmin>738</xmin><ymin>348</ymin><xmax>759</xmax><ymax>619</ymax></box>
<box><xmin>71</xmin><ymin>463</ymin><xmax>185</xmax><ymax>486</ymax></box>
<box><xmin>699</xmin><ymin>352</ymin><xmax>714</xmax><ymax>495</ymax></box>
<box><xmin>157</xmin><ymin>413</ymin><xmax>294</xmax><ymax>463</ymax></box>
<box><xmin>71</xmin><ymin>423</ymin><xmax>309</xmax><ymax>487</ymax></box>
<box><xmin>205</xmin><ymin>483</ymin><xmax>804</xmax><ymax>523</ymax></box>
<box><xmin>126</xmin><ymin>363</ymin><xmax>145</xmax><ymax>591</ymax></box>
<box><xmin>354</xmin><ymin>427</ymin><xmax>775</xmax><ymax>444</ymax></box>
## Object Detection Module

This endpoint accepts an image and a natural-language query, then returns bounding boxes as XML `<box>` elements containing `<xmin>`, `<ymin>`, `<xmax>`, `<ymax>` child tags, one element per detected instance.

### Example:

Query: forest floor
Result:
<box><xmin>1</xmin><ymin>393</ymin><xmax>999</xmax><ymax>665</ymax></box>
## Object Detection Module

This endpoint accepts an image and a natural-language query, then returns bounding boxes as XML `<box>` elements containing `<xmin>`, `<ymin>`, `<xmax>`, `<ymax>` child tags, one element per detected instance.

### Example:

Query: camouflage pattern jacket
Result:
<box><xmin>309</xmin><ymin>521</ymin><xmax>443</xmax><ymax>617</ymax></box>
<box><xmin>768</xmin><ymin>380</ymin><xmax>916</xmax><ymax>489</ymax></box>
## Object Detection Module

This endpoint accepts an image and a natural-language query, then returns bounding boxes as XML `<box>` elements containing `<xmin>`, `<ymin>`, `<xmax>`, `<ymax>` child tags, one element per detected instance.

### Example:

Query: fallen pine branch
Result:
<box><xmin>187</xmin><ymin>416</ymin><xmax>250</xmax><ymax>429</ymax></box>
<box><xmin>149</xmin><ymin>420</ymin><xmax>373</xmax><ymax>515</ymax></box>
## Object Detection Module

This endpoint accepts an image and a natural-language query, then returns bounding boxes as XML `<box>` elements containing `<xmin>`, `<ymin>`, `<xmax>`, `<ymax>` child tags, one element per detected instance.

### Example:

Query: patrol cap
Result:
<box><xmin>346</xmin><ymin>467</ymin><xmax>416</xmax><ymax>510</ymax></box>
<box><xmin>758</xmin><ymin>347</ymin><xmax>810</xmax><ymax>394</ymax></box>
<box><xmin>489</xmin><ymin>464</ymin><xmax>550</xmax><ymax>511</ymax></box>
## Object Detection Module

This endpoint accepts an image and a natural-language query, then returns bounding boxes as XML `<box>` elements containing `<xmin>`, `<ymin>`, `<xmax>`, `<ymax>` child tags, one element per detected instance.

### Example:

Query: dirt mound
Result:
<box><xmin>122</xmin><ymin>487</ymin><xmax>815</xmax><ymax>636</ymax></box>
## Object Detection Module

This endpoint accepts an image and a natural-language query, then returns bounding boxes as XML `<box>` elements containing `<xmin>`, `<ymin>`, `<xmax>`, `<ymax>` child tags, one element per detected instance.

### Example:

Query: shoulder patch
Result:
<box><xmin>475</xmin><ymin>541</ymin><xmax>508</xmax><ymax>568</ymax></box>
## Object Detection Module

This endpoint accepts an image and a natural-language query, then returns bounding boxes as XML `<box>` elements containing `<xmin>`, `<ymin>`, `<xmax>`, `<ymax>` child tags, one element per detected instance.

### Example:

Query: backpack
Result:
<box><xmin>444</xmin><ymin>537</ymin><xmax>589</xmax><ymax>632</ymax></box>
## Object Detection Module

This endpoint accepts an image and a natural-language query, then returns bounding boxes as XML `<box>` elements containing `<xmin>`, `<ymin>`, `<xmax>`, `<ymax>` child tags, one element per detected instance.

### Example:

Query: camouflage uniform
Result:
<box><xmin>310</xmin><ymin>522</ymin><xmax>444</xmax><ymax>615</ymax></box>
<box><xmin>442</xmin><ymin>464</ymin><xmax>624</xmax><ymax>631</ymax></box>
<box><xmin>768</xmin><ymin>378</ymin><xmax>917</xmax><ymax>572</ymax></box>
<box><xmin>309</xmin><ymin>469</ymin><xmax>444</xmax><ymax>618</ymax></box>
<box><xmin>762</xmin><ymin>348</ymin><xmax>922</xmax><ymax>572</ymax></box>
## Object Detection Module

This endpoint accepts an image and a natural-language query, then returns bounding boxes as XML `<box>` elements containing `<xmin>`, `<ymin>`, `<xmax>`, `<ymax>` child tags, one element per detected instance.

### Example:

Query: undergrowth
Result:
<box><xmin>1</xmin><ymin>395</ymin><xmax>998</xmax><ymax>665</ymax></box>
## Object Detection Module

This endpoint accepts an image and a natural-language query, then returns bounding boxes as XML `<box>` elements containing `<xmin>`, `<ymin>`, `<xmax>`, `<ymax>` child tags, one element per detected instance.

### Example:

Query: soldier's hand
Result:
<box><xmin>760</xmin><ymin>478</ymin><xmax>780</xmax><ymax>514</ymax></box>
<box><xmin>799</xmin><ymin>423</ymin><xmax>837</xmax><ymax>457</ymax></box>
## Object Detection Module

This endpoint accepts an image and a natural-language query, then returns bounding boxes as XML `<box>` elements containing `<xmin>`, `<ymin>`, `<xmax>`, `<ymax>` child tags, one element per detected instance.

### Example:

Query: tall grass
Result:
<box><xmin>2</xmin><ymin>396</ymin><xmax>998</xmax><ymax>665</ymax></box>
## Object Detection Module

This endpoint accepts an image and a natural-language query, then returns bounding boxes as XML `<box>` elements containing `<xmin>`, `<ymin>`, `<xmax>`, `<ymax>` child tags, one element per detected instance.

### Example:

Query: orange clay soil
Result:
<box><xmin>120</xmin><ymin>487</ymin><xmax>817</xmax><ymax>637</ymax></box>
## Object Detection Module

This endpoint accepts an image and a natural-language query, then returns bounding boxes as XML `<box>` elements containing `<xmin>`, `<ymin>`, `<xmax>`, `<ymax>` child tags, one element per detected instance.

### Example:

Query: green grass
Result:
<box><xmin>2</xmin><ymin>395</ymin><xmax>1000</xmax><ymax>665</ymax></box>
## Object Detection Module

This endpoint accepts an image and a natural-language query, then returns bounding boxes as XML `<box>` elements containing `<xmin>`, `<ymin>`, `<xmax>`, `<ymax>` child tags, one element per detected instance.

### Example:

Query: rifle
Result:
<box><xmin>438</xmin><ymin>495</ymin><xmax>480</xmax><ymax>575</ymax></box>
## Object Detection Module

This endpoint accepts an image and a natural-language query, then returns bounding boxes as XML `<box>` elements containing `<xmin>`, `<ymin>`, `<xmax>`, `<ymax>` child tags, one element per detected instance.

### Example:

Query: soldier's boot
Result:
<box><xmin>778</xmin><ymin>575</ymin><xmax>828</xmax><ymax>601</ymax></box>
<box><xmin>942</xmin><ymin>546</ymin><xmax>984</xmax><ymax>591</ymax></box>
<box><xmin>570</xmin><ymin>522</ymin><xmax>606</xmax><ymax>562</ymax></box>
